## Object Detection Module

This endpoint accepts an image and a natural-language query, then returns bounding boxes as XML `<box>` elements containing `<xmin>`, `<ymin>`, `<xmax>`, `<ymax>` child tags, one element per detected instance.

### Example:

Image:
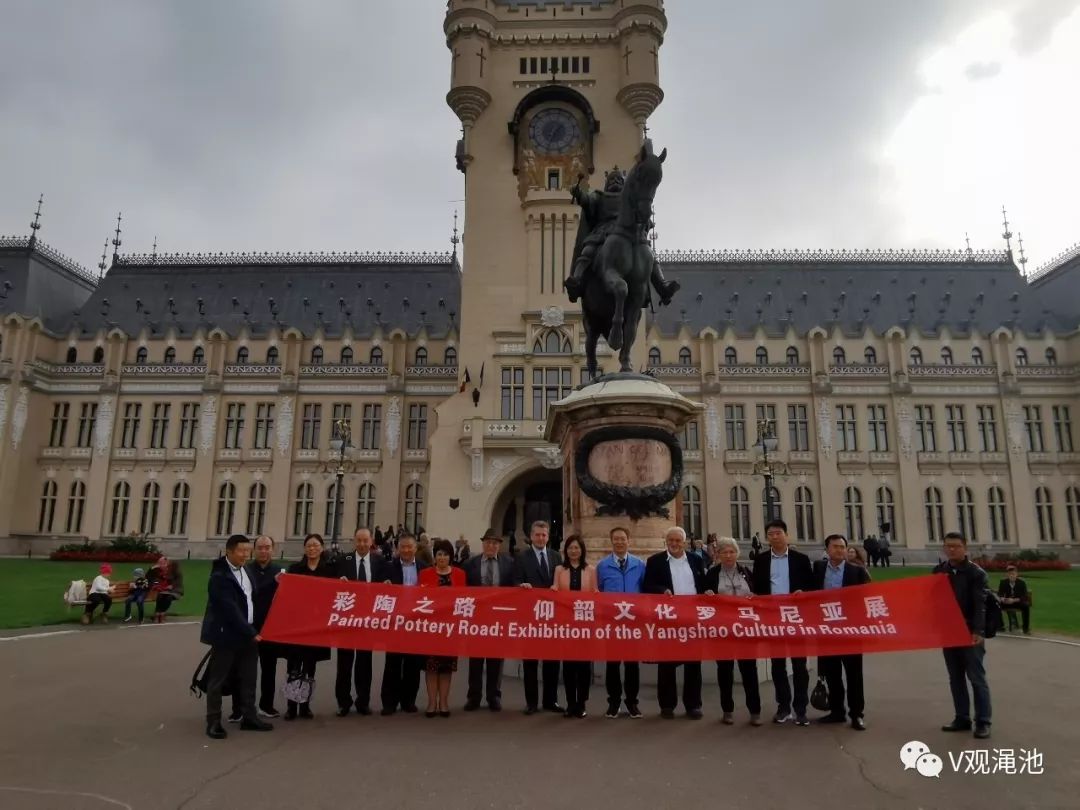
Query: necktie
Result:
<box><xmin>484</xmin><ymin>557</ymin><xmax>494</xmax><ymax>587</ymax></box>
<box><xmin>358</xmin><ymin>556</ymin><xmax>368</xmax><ymax>582</ymax></box>
<box><xmin>539</xmin><ymin>551</ymin><xmax>548</xmax><ymax>581</ymax></box>
<box><xmin>618</xmin><ymin>557</ymin><xmax>626</xmax><ymax>572</ymax></box>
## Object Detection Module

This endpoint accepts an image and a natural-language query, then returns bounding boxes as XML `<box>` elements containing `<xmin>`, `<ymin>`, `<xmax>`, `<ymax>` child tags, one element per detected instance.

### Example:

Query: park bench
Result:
<box><xmin>65</xmin><ymin>581</ymin><xmax>158</xmax><ymax>609</ymax></box>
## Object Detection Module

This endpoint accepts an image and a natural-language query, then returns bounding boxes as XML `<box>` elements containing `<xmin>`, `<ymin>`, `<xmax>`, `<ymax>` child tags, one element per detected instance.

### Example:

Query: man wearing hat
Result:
<box><xmin>82</xmin><ymin>564</ymin><xmax>114</xmax><ymax>624</ymax></box>
<box><xmin>122</xmin><ymin>566</ymin><xmax>151</xmax><ymax>624</ymax></box>
<box><xmin>463</xmin><ymin>529</ymin><xmax>515</xmax><ymax>711</ymax></box>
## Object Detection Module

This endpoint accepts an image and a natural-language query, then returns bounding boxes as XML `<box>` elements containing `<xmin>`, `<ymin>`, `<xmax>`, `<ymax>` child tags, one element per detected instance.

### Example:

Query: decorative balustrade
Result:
<box><xmin>907</xmin><ymin>364</ymin><xmax>997</xmax><ymax>377</ymax></box>
<box><xmin>717</xmin><ymin>364</ymin><xmax>810</xmax><ymax>377</ymax></box>
<box><xmin>123</xmin><ymin>363</ymin><xmax>207</xmax><ymax>376</ymax></box>
<box><xmin>299</xmin><ymin>364</ymin><xmax>387</xmax><ymax>376</ymax></box>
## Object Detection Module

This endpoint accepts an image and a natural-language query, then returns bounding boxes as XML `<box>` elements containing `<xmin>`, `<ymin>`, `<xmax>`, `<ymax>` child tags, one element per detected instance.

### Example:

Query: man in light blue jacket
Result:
<box><xmin>596</xmin><ymin>526</ymin><xmax>646</xmax><ymax>719</ymax></box>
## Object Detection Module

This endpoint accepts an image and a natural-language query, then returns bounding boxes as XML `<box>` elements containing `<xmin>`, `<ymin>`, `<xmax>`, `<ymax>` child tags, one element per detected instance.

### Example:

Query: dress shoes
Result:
<box><xmin>464</xmin><ymin>701</ymin><xmax>481</xmax><ymax>712</ymax></box>
<box><xmin>524</xmin><ymin>706</ymin><xmax>538</xmax><ymax>716</ymax></box>
<box><xmin>544</xmin><ymin>703</ymin><xmax>564</xmax><ymax>714</ymax></box>
<box><xmin>239</xmin><ymin>717</ymin><xmax>273</xmax><ymax>731</ymax></box>
<box><xmin>206</xmin><ymin>723</ymin><xmax>227</xmax><ymax>740</ymax></box>
<box><xmin>686</xmin><ymin>708</ymin><xmax>703</xmax><ymax>720</ymax></box>
<box><xmin>380</xmin><ymin>708</ymin><xmax>396</xmax><ymax>716</ymax></box>
<box><xmin>851</xmin><ymin>718</ymin><xmax>867</xmax><ymax>731</ymax></box>
<box><xmin>355</xmin><ymin>706</ymin><xmax>373</xmax><ymax>716</ymax></box>
<box><xmin>402</xmin><ymin>705</ymin><xmax>419</xmax><ymax>714</ymax></box>
<box><xmin>488</xmin><ymin>701</ymin><xmax>502</xmax><ymax>712</ymax></box>
<box><xmin>817</xmin><ymin>714</ymin><xmax>847</xmax><ymax>724</ymax></box>
<box><xmin>942</xmin><ymin>719</ymin><xmax>972</xmax><ymax>732</ymax></box>
<box><xmin>336</xmin><ymin>707</ymin><xmax>351</xmax><ymax>717</ymax></box>
<box><xmin>974</xmin><ymin>724</ymin><xmax>991</xmax><ymax>739</ymax></box>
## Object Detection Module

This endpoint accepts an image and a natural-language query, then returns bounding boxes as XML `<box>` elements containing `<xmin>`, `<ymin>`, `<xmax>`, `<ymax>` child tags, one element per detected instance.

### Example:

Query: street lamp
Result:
<box><xmin>753</xmin><ymin>419</ymin><xmax>788</xmax><ymax>522</ymax></box>
<box><xmin>328</xmin><ymin>418</ymin><xmax>352</xmax><ymax>561</ymax></box>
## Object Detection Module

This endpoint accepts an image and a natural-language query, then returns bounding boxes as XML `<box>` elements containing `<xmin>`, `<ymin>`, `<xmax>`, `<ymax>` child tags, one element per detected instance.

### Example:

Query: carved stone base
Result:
<box><xmin>545</xmin><ymin>374</ymin><xmax>703</xmax><ymax>560</ymax></box>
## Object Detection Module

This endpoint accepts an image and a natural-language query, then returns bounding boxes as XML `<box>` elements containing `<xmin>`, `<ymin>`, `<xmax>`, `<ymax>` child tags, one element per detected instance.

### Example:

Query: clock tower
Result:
<box><xmin>428</xmin><ymin>0</ymin><xmax>667</xmax><ymax>542</ymax></box>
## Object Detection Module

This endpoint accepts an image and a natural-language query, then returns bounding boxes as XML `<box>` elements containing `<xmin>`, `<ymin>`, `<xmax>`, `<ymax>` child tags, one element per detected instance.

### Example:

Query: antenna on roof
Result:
<box><xmin>28</xmin><ymin>194</ymin><xmax>44</xmax><ymax>248</ymax></box>
<box><xmin>1017</xmin><ymin>232</ymin><xmax>1028</xmax><ymax>277</ymax></box>
<box><xmin>1001</xmin><ymin>205</ymin><xmax>1013</xmax><ymax>257</ymax></box>
<box><xmin>111</xmin><ymin>212</ymin><xmax>123</xmax><ymax>263</ymax></box>
<box><xmin>97</xmin><ymin>238</ymin><xmax>109</xmax><ymax>280</ymax></box>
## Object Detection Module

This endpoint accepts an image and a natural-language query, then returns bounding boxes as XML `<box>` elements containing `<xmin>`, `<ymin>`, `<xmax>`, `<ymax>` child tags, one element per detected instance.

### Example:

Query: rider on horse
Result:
<box><xmin>563</xmin><ymin>166</ymin><xmax>680</xmax><ymax>307</ymax></box>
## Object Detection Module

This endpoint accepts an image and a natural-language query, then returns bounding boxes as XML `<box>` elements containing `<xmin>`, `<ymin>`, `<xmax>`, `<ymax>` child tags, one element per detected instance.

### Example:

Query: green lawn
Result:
<box><xmin>0</xmin><ymin>560</ymin><xmax>1077</xmax><ymax>635</ymax></box>
<box><xmin>0</xmin><ymin>559</ymin><xmax>214</xmax><ymax>629</ymax></box>
<box><xmin>863</xmin><ymin>565</ymin><xmax>1080</xmax><ymax>637</ymax></box>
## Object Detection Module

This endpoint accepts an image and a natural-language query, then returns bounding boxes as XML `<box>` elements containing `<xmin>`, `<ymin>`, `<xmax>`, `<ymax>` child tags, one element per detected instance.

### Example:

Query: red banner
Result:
<box><xmin>261</xmin><ymin>574</ymin><xmax>970</xmax><ymax>662</ymax></box>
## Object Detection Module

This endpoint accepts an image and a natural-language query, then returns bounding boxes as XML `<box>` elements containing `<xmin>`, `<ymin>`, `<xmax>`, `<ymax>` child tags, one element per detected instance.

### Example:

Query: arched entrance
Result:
<box><xmin>489</xmin><ymin>465</ymin><xmax>564</xmax><ymax>554</ymax></box>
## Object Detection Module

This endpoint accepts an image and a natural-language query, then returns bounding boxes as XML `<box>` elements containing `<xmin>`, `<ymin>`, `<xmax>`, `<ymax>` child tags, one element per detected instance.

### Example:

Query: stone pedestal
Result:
<box><xmin>545</xmin><ymin>374</ymin><xmax>704</xmax><ymax>560</ymax></box>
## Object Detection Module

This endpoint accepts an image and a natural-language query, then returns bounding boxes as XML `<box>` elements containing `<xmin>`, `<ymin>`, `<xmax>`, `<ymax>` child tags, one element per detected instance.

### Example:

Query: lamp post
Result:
<box><xmin>328</xmin><ymin>418</ymin><xmax>351</xmax><ymax>561</ymax></box>
<box><xmin>753</xmin><ymin>419</ymin><xmax>788</xmax><ymax>522</ymax></box>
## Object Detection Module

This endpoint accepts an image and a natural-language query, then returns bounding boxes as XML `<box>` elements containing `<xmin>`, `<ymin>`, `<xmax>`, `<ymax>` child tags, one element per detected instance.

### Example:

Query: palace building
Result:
<box><xmin>2</xmin><ymin>0</ymin><xmax>1079</xmax><ymax>559</ymax></box>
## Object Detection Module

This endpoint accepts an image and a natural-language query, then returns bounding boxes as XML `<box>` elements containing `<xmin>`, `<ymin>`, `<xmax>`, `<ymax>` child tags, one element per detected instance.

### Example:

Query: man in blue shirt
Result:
<box><xmin>596</xmin><ymin>526</ymin><xmax>646</xmax><ymax>718</ymax></box>
<box><xmin>812</xmin><ymin>533</ymin><xmax>871</xmax><ymax>730</ymax></box>
<box><xmin>751</xmin><ymin>519</ymin><xmax>815</xmax><ymax>725</ymax></box>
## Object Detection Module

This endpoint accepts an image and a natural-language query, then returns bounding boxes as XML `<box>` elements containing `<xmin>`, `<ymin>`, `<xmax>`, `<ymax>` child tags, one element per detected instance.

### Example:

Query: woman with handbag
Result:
<box><xmin>703</xmin><ymin>536</ymin><xmax>762</xmax><ymax>726</ymax></box>
<box><xmin>283</xmin><ymin>533</ymin><xmax>334</xmax><ymax>720</ymax></box>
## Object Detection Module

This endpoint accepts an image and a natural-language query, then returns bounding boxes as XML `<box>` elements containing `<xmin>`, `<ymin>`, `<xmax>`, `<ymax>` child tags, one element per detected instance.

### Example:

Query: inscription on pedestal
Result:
<box><xmin>587</xmin><ymin>439</ymin><xmax>672</xmax><ymax>489</ymax></box>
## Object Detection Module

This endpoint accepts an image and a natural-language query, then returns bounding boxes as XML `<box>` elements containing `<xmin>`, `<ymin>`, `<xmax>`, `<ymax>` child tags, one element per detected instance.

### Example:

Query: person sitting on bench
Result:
<box><xmin>997</xmin><ymin>565</ymin><xmax>1030</xmax><ymax>634</ymax></box>
<box><xmin>82</xmin><ymin>564</ymin><xmax>114</xmax><ymax>625</ymax></box>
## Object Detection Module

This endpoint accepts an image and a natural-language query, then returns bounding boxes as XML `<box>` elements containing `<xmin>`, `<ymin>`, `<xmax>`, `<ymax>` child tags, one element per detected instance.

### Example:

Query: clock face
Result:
<box><xmin>528</xmin><ymin>108</ymin><xmax>582</xmax><ymax>154</ymax></box>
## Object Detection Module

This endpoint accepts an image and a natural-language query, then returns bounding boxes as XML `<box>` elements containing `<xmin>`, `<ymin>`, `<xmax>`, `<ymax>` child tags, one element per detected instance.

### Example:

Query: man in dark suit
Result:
<box><xmin>813</xmin><ymin>533</ymin><xmax>872</xmax><ymax>730</ymax></box>
<box><xmin>751</xmin><ymin>518</ymin><xmax>816</xmax><ymax>726</ymax></box>
<box><xmin>642</xmin><ymin>526</ymin><xmax>707</xmax><ymax>719</ymax></box>
<box><xmin>379</xmin><ymin>534</ymin><xmax>428</xmax><ymax>715</ymax></box>
<box><xmin>246</xmin><ymin>534</ymin><xmax>284</xmax><ymax>719</ymax></box>
<box><xmin>464</xmin><ymin>528</ymin><xmax>516</xmax><ymax>711</ymax></box>
<box><xmin>334</xmin><ymin>527</ymin><xmax>390</xmax><ymax>716</ymax></box>
<box><xmin>202</xmin><ymin>534</ymin><xmax>273</xmax><ymax>739</ymax></box>
<box><xmin>512</xmin><ymin>520</ymin><xmax>562</xmax><ymax>714</ymax></box>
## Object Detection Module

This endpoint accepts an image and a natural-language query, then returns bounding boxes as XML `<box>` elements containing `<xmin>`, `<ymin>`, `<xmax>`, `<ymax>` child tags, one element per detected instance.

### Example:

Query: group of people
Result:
<box><xmin>199</xmin><ymin>519</ymin><xmax>994</xmax><ymax>742</ymax></box>
<box><xmin>78</xmin><ymin>556</ymin><xmax>184</xmax><ymax>625</ymax></box>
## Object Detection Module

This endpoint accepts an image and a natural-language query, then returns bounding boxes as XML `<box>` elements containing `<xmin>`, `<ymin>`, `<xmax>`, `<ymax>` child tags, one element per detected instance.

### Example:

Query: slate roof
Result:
<box><xmin>69</xmin><ymin>251</ymin><xmax>462</xmax><ymax>339</ymax></box>
<box><xmin>1029</xmin><ymin>243</ymin><xmax>1080</xmax><ymax>325</ymax></box>
<box><xmin>648</xmin><ymin>249</ymin><xmax>1075</xmax><ymax>338</ymax></box>
<box><xmin>0</xmin><ymin>237</ymin><xmax>98</xmax><ymax>331</ymax></box>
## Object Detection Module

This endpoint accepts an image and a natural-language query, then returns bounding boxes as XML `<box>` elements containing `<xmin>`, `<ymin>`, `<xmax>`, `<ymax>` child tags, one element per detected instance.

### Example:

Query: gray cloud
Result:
<box><xmin>0</xmin><ymin>0</ymin><xmax>1075</xmax><ymax>271</ymax></box>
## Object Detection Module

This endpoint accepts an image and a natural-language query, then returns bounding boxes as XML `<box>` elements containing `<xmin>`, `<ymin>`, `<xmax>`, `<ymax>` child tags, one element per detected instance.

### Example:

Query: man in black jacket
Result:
<box><xmin>642</xmin><ymin>526</ymin><xmax>707</xmax><ymax>719</ymax></box>
<box><xmin>335</xmin><ymin>527</ymin><xmax>391</xmax><ymax>716</ymax></box>
<box><xmin>246</xmin><ymin>534</ymin><xmax>284</xmax><ymax>719</ymax></box>
<box><xmin>464</xmin><ymin>529</ymin><xmax>516</xmax><ymax>711</ymax></box>
<box><xmin>751</xmin><ymin>519</ymin><xmax>816</xmax><ymax>726</ymax></box>
<box><xmin>998</xmin><ymin>565</ymin><xmax>1030</xmax><ymax>634</ymax></box>
<box><xmin>201</xmin><ymin>534</ymin><xmax>273</xmax><ymax>739</ymax></box>
<box><xmin>512</xmin><ymin>520</ymin><xmax>563</xmax><ymax>714</ymax></box>
<box><xmin>933</xmin><ymin>531</ymin><xmax>992</xmax><ymax>739</ymax></box>
<box><xmin>379</xmin><ymin>534</ymin><xmax>429</xmax><ymax>715</ymax></box>
<box><xmin>812</xmin><ymin>534</ymin><xmax>872</xmax><ymax>730</ymax></box>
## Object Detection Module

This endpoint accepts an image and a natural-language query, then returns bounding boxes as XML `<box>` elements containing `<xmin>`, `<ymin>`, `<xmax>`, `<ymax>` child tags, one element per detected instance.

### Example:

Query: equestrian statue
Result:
<box><xmin>563</xmin><ymin>140</ymin><xmax>679</xmax><ymax>380</ymax></box>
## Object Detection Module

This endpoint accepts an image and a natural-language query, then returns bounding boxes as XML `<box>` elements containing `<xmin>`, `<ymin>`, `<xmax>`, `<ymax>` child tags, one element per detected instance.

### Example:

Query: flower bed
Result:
<box><xmin>49</xmin><ymin>551</ymin><xmax>162</xmax><ymax>563</ymax></box>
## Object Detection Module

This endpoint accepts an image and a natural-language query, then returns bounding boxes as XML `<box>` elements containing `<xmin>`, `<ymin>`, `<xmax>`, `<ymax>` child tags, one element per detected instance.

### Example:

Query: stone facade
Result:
<box><xmin>2</xmin><ymin>0</ymin><xmax>1078</xmax><ymax>559</ymax></box>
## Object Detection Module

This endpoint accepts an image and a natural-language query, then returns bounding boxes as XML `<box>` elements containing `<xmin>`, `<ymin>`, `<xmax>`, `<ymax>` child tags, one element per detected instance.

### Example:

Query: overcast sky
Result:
<box><xmin>1</xmin><ymin>0</ymin><xmax>1077</xmax><ymax>274</ymax></box>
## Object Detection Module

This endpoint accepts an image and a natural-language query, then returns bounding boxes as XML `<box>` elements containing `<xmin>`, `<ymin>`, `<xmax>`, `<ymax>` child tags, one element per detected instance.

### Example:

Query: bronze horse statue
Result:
<box><xmin>579</xmin><ymin>140</ymin><xmax>667</xmax><ymax>379</ymax></box>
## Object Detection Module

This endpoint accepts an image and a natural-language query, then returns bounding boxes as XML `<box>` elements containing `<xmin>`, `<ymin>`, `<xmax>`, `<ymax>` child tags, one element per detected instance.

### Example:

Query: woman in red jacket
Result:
<box><xmin>419</xmin><ymin>538</ymin><xmax>465</xmax><ymax>717</ymax></box>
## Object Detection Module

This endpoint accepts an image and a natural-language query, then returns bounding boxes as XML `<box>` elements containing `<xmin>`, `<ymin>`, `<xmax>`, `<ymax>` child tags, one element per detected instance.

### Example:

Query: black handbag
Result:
<box><xmin>190</xmin><ymin>649</ymin><xmax>233</xmax><ymax>699</ymax></box>
<box><xmin>810</xmin><ymin>676</ymin><xmax>830</xmax><ymax>712</ymax></box>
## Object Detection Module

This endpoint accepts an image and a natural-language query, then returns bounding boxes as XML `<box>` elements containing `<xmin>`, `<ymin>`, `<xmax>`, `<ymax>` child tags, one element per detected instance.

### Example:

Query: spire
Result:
<box><xmin>1017</xmin><ymin>232</ymin><xmax>1028</xmax><ymax>276</ymax></box>
<box><xmin>111</xmin><ymin>212</ymin><xmax>122</xmax><ymax>263</ymax></box>
<box><xmin>28</xmin><ymin>194</ymin><xmax>44</xmax><ymax>248</ymax></box>
<box><xmin>1001</xmin><ymin>205</ymin><xmax>1013</xmax><ymax>256</ymax></box>
<box><xmin>97</xmin><ymin>237</ymin><xmax>109</xmax><ymax>280</ymax></box>
<box><xmin>964</xmin><ymin>232</ymin><xmax>972</xmax><ymax>256</ymax></box>
<box><xmin>151</xmin><ymin>235</ymin><xmax>158</xmax><ymax>264</ymax></box>
<box><xmin>450</xmin><ymin>210</ymin><xmax>461</xmax><ymax>269</ymax></box>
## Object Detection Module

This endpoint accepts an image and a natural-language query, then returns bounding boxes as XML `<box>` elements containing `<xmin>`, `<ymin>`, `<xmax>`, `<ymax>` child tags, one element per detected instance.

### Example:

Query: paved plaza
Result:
<box><xmin>0</xmin><ymin>622</ymin><xmax>1076</xmax><ymax>810</ymax></box>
